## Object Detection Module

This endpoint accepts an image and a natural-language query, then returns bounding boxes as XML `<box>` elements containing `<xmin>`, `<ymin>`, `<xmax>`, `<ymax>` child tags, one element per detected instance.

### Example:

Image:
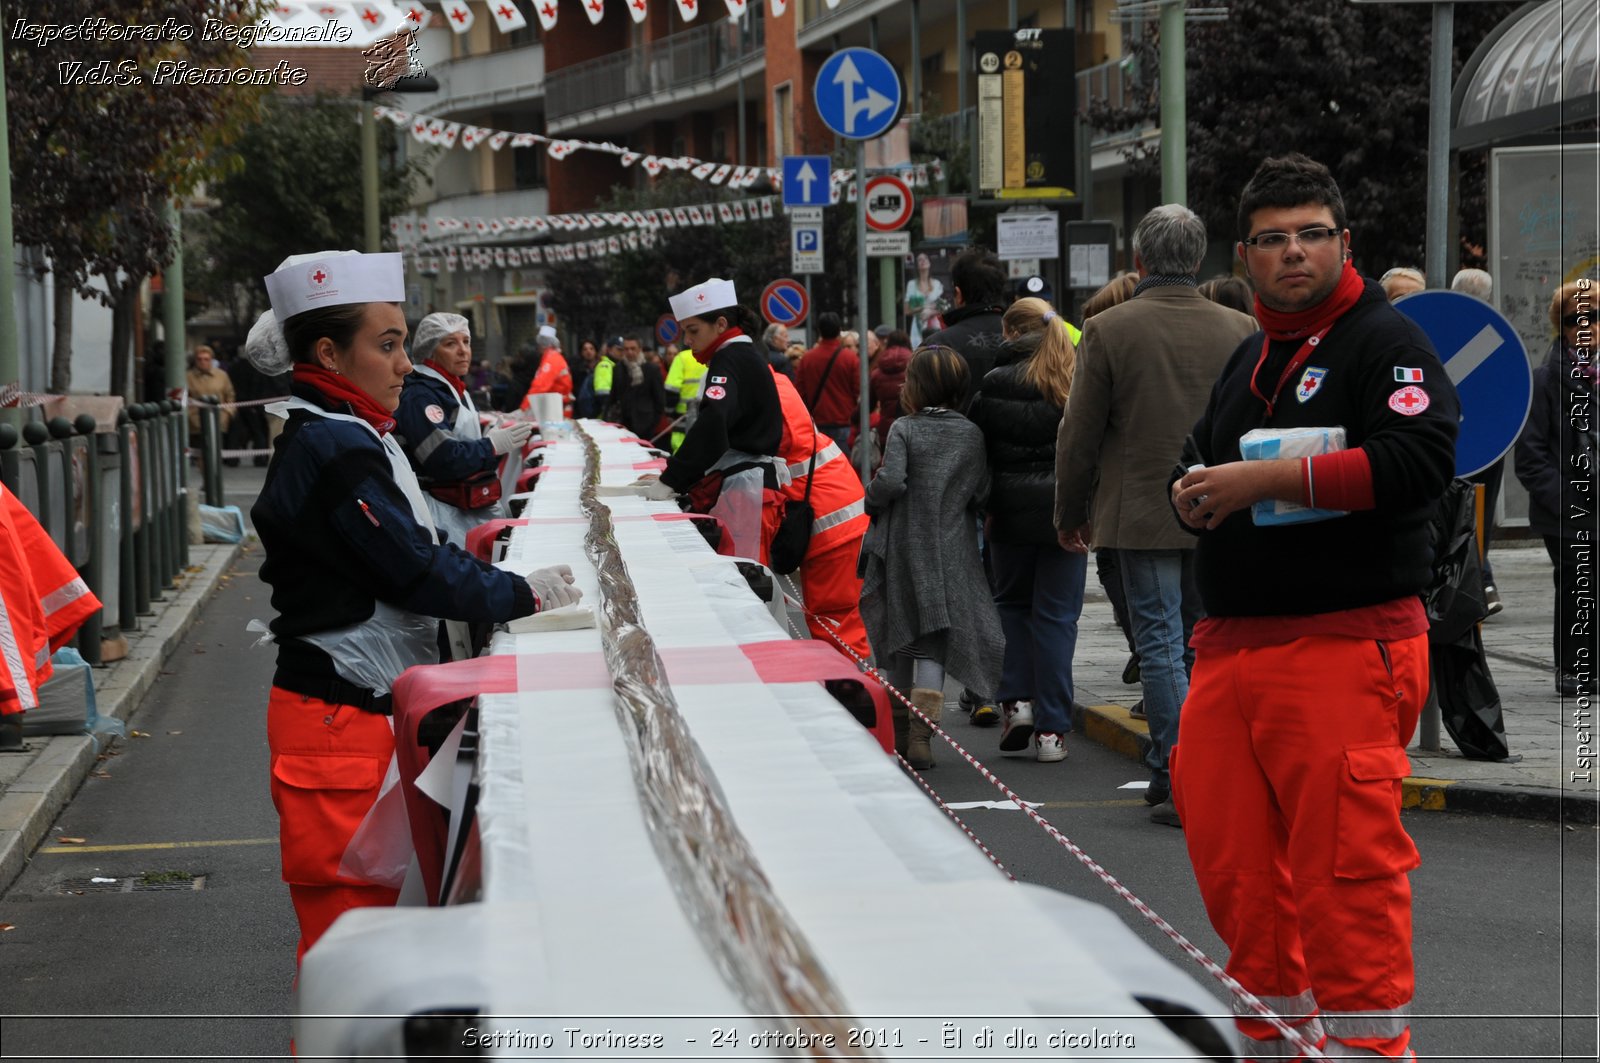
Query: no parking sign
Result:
<box><xmin>760</xmin><ymin>279</ymin><xmax>810</xmax><ymax>327</ymax></box>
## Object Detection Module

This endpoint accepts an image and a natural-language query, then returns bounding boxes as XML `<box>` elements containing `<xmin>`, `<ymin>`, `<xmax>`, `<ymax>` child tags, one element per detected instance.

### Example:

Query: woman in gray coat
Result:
<box><xmin>858</xmin><ymin>346</ymin><xmax>1005</xmax><ymax>769</ymax></box>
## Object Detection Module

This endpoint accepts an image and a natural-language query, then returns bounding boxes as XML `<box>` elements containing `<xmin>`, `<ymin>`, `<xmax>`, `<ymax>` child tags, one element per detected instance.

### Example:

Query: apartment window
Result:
<box><xmin>711</xmin><ymin>129</ymin><xmax>728</xmax><ymax>162</ymax></box>
<box><xmin>513</xmin><ymin>145</ymin><xmax>547</xmax><ymax>190</ymax></box>
<box><xmin>671</xmin><ymin>136</ymin><xmax>687</xmax><ymax>157</ymax></box>
<box><xmin>772</xmin><ymin>82</ymin><xmax>793</xmax><ymax>158</ymax></box>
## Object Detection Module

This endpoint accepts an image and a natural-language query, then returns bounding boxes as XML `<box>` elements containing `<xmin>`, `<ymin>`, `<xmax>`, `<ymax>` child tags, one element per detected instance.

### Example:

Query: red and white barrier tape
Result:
<box><xmin>788</xmin><ymin>594</ymin><xmax>1330</xmax><ymax>1061</ymax></box>
<box><xmin>0</xmin><ymin>383</ymin><xmax>55</xmax><ymax>409</ymax></box>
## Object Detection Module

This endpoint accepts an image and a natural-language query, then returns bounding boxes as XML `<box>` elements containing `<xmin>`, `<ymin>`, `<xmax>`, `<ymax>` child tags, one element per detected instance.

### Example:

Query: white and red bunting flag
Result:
<box><xmin>388</xmin><ymin>217</ymin><xmax>402</xmax><ymax>236</ymax></box>
<box><xmin>530</xmin><ymin>217</ymin><xmax>549</xmax><ymax>233</ymax></box>
<box><xmin>723</xmin><ymin>0</ymin><xmax>747</xmax><ymax>18</ymax></box>
<box><xmin>532</xmin><ymin>0</ymin><xmax>558</xmax><ymax>30</ymax></box>
<box><xmin>510</xmin><ymin>133</ymin><xmax>538</xmax><ymax>148</ymax></box>
<box><xmin>429</xmin><ymin>256</ymin><xmax>442</xmax><ymax>273</ymax></box>
<box><xmin>716</xmin><ymin>202</ymin><xmax>733</xmax><ymax>223</ymax></box>
<box><xmin>426</xmin><ymin>118</ymin><xmax>447</xmax><ymax>144</ymax></box>
<box><xmin>525</xmin><ymin>246</ymin><xmax>543</xmax><ymax>264</ymax></box>
<box><xmin>626</xmin><ymin>0</ymin><xmax>648</xmax><ymax>23</ymax></box>
<box><xmin>575</xmin><ymin>243</ymin><xmax>589</xmax><ymax>260</ymax></box>
<box><xmin>398</xmin><ymin>2</ymin><xmax>428</xmax><ymax>28</ymax></box>
<box><xmin>672</xmin><ymin>207</ymin><xmax>690</xmax><ymax>226</ymax></box>
<box><xmin>607</xmin><ymin>236</ymin><xmax>621</xmax><ymax>254</ymax></box>
<box><xmin>823</xmin><ymin>0</ymin><xmax>838</xmax><ymax>8</ymax></box>
<box><xmin>440</xmin><ymin>0</ymin><xmax>474</xmax><ymax>33</ymax></box>
<box><xmin>459</xmin><ymin>126</ymin><xmax>484</xmax><ymax>150</ymax></box>
<box><xmin>494</xmin><ymin>248</ymin><xmax>507</xmax><ymax>268</ymax></box>
<box><xmin>708</xmin><ymin>163</ymin><xmax>733</xmax><ymax>185</ymax></box>
<box><xmin>439</xmin><ymin>123</ymin><xmax>462</xmax><ymax>148</ymax></box>
<box><xmin>732</xmin><ymin>200</ymin><xmax>747</xmax><ymax>222</ymax></box>
<box><xmin>642</xmin><ymin>156</ymin><xmax>664</xmax><ymax>176</ymax></box>
<box><xmin>351</xmin><ymin>4</ymin><xmax>388</xmax><ymax>38</ymax></box>
<box><xmin>473</xmin><ymin>217</ymin><xmax>489</xmax><ymax>234</ymax></box>
<box><xmin>489</xmin><ymin>218</ymin><xmax>506</xmax><ymax>234</ymax></box>
<box><xmin>581</xmin><ymin>0</ymin><xmax>606</xmax><ymax>26</ymax></box>
<box><xmin>489</xmin><ymin>0</ymin><xmax>528</xmax><ymax>32</ymax></box>
<box><xmin>730</xmin><ymin>165</ymin><xmax>750</xmax><ymax>186</ymax></box>
<box><xmin>587</xmin><ymin>213</ymin><xmax>608</xmax><ymax>228</ymax></box>
<box><xmin>673</xmin><ymin>0</ymin><xmax>698</xmax><ymax>22</ymax></box>
<box><xmin>644</xmin><ymin>209</ymin><xmax>661</xmax><ymax>227</ymax></box>
<box><xmin>547</xmin><ymin>140</ymin><xmax>577</xmax><ymax>160</ymax></box>
<box><xmin>620</xmin><ymin>151</ymin><xmax>641</xmax><ymax>167</ymax></box>
<box><xmin>630</xmin><ymin>211</ymin><xmax>650</xmax><ymax>227</ymax></box>
<box><xmin>487</xmin><ymin>131</ymin><xmax>512</xmax><ymax>151</ymax></box>
<box><xmin>410</xmin><ymin>116</ymin><xmax>431</xmax><ymax>143</ymax></box>
<box><xmin>691</xmin><ymin>161</ymin><xmax>717</xmax><ymax>180</ymax></box>
<box><xmin>758</xmin><ymin>197</ymin><xmax>774</xmax><ymax>218</ymax></box>
<box><xmin>418</xmin><ymin>217</ymin><xmax>432</xmax><ymax>237</ymax></box>
<box><xmin>506</xmin><ymin>217</ymin><xmax>524</xmax><ymax>231</ymax></box>
<box><xmin>626</xmin><ymin>232</ymin><xmax>640</xmax><ymax>250</ymax></box>
<box><xmin>687</xmin><ymin>205</ymin><xmax>706</xmax><ymax>225</ymax></box>
<box><xmin>601</xmin><ymin>212</ymin><xmax>622</xmax><ymax>226</ymax></box>
<box><xmin>768</xmin><ymin>0</ymin><xmax>787</xmax><ymax>15</ymax></box>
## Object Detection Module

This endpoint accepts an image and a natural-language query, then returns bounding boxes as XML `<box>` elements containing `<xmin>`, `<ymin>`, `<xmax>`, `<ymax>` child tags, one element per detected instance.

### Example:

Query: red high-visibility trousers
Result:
<box><xmin>1172</xmin><ymin>632</ymin><xmax>1427</xmax><ymax>1061</ymax></box>
<box><xmin>801</xmin><ymin>538</ymin><xmax>871</xmax><ymax>661</ymax></box>
<box><xmin>267</xmin><ymin>687</ymin><xmax>400</xmax><ymax>967</ymax></box>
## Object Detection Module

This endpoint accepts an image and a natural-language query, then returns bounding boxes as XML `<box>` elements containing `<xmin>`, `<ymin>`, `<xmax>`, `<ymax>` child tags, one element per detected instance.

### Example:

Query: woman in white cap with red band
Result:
<box><xmin>640</xmin><ymin>278</ymin><xmax>871</xmax><ymax>661</ymax></box>
<box><xmin>246</xmin><ymin>250</ymin><xmax>579</xmax><ymax>967</ymax></box>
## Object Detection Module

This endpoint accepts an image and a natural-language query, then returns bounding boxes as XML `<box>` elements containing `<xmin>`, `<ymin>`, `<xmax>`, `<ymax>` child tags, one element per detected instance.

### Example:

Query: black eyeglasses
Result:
<box><xmin>1243</xmin><ymin>226</ymin><xmax>1342</xmax><ymax>251</ymax></box>
<box><xmin>1563</xmin><ymin>312</ymin><xmax>1588</xmax><ymax>328</ymax></box>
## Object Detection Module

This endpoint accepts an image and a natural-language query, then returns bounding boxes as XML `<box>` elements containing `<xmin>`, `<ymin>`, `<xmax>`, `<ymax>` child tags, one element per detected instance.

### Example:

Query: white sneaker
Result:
<box><xmin>1034</xmin><ymin>732</ymin><xmax>1067</xmax><ymax>762</ymax></box>
<box><xmin>999</xmin><ymin>700</ymin><xmax>1034</xmax><ymax>754</ymax></box>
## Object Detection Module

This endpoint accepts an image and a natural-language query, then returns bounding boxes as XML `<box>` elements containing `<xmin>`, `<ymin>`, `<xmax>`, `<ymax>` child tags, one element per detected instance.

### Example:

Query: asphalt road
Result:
<box><xmin>0</xmin><ymin>544</ymin><xmax>1595</xmax><ymax>1062</ymax></box>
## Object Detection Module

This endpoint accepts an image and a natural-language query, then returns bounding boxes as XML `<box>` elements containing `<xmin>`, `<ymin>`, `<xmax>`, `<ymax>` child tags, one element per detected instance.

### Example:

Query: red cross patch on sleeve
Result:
<box><xmin>1387</xmin><ymin>386</ymin><xmax>1430</xmax><ymax>416</ymax></box>
<box><xmin>704</xmin><ymin>385</ymin><xmax>727</xmax><ymax>401</ymax></box>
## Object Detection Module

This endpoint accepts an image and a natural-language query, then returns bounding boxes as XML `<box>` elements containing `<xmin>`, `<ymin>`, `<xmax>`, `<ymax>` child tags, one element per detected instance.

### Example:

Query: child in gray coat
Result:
<box><xmin>858</xmin><ymin>346</ymin><xmax>1006</xmax><ymax>769</ymax></box>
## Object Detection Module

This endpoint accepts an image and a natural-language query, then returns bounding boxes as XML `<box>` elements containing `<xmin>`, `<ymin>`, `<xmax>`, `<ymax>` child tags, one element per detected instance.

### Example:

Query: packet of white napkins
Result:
<box><xmin>1238</xmin><ymin>426</ymin><xmax>1349</xmax><ymax>525</ymax></box>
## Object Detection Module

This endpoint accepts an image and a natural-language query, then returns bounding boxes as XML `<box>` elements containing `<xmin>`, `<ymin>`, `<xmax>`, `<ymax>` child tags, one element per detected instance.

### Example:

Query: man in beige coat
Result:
<box><xmin>1054</xmin><ymin>204</ymin><xmax>1256</xmax><ymax>825</ymax></box>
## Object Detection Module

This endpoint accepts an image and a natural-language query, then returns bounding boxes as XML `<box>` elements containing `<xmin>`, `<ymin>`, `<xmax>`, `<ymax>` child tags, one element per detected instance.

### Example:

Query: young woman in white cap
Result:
<box><xmin>394</xmin><ymin>311</ymin><xmax>532</xmax><ymax>549</ymax></box>
<box><xmin>639</xmin><ymin>278</ymin><xmax>872</xmax><ymax>661</ymax></box>
<box><xmin>245</xmin><ymin>251</ymin><xmax>579</xmax><ymax>966</ymax></box>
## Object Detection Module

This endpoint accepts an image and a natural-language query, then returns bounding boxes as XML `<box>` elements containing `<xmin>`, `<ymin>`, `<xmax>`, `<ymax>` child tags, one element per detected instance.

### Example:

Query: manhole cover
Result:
<box><xmin>57</xmin><ymin>873</ymin><xmax>207</xmax><ymax>895</ymax></box>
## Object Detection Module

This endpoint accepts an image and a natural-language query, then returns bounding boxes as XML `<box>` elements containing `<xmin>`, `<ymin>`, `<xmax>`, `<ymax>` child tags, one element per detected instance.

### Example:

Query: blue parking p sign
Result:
<box><xmin>1395</xmin><ymin>290</ymin><xmax>1532</xmax><ymax>477</ymax></box>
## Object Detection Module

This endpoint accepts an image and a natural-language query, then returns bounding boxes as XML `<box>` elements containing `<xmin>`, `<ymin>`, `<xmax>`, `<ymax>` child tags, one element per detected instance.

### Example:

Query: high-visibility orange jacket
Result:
<box><xmin>520</xmin><ymin>348</ymin><xmax>574</xmax><ymax>417</ymax></box>
<box><xmin>769</xmin><ymin>371</ymin><xmax>868</xmax><ymax>557</ymax></box>
<box><xmin>0</xmin><ymin>483</ymin><xmax>101</xmax><ymax>714</ymax></box>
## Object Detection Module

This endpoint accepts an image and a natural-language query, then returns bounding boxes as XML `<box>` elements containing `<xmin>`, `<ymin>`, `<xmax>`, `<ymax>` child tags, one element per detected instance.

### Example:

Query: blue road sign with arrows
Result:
<box><xmin>814</xmin><ymin>48</ymin><xmax>902</xmax><ymax>141</ymax></box>
<box><xmin>1395</xmin><ymin>290</ymin><xmax>1532</xmax><ymax>477</ymax></box>
<box><xmin>782</xmin><ymin>155</ymin><xmax>831</xmax><ymax>208</ymax></box>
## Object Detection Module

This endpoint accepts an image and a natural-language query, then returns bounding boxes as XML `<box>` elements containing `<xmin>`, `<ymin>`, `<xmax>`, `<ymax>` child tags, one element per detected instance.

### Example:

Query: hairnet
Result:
<box><xmin>411</xmin><ymin>312</ymin><xmax>471</xmax><ymax>363</ymax></box>
<box><xmin>244</xmin><ymin>309</ymin><xmax>293</xmax><ymax>376</ymax></box>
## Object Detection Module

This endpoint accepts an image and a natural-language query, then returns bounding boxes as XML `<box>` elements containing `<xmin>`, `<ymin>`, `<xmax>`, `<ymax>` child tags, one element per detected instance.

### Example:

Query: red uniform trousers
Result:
<box><xmin>800</xmin><ymin>536</ymin><xmax>870</xmax><ymax>661</ymax></box>
<box><xmin>1172</xmin><ymin>632</ymin><xmax>1427</xmax><ymax>1061</ymax></box>
<box><xmin>267</xmin><ymin>687</ymin><xmax>400</xmax><ymax>967</ymax></box>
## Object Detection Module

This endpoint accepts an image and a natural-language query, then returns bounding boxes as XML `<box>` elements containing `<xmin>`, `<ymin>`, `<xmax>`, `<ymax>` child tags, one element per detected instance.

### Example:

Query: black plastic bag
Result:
<box><xmin>1427</xmin><ymin>627</ymin><xmax>1511</xmax><ymax>761</ymax></box>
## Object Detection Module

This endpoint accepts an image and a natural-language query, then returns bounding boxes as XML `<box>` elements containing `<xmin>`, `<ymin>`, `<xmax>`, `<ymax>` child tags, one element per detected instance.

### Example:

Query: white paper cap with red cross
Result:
<box><xmin>264</xmin><ymin>250</ymin><xmax>406</xmax><ymax>322</ymax></box>
<box><xmin>669</xmin><ymin>278</ymin><xmax>738</xmax><ymax>320</ymax></box>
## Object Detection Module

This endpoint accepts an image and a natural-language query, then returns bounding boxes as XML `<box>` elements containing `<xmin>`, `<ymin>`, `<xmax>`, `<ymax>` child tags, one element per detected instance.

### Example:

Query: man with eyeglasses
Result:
<box><xmin>1169</xmin><ymin>153</ymin><xmax>1458</xmax><ymax>1063</ymax></box>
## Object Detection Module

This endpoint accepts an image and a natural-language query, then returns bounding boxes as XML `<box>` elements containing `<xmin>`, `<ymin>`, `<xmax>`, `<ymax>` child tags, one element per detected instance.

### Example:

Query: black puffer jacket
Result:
<box><xmin>1515</xmin><ymin>339</ymin><xmax>1596</xmax><ymax>540</ymax></box>
<box><xmin>923</xmin><ymin>302</ymin><xmax>1007</xmax><ymax>409</ymax></box>
<box><xmin>968</xmin><ymin>333</ymin><xmax>1064</xmax><ymax>545</ymax></box>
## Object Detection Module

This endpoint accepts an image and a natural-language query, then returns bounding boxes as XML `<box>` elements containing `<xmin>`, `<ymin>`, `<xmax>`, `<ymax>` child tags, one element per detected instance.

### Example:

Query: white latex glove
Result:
<box><xmin>487</xmin><ymin>421</ymin><xmax>535</xmax><ymax>456</ymax></box>
<box><xmin>525</xmin><ymin>564</ymin><xmax>581</xmax><ymax>610</ymax></box>
<box><xmin>632</xmin><ymin>476</ymin><xmax>679</xmax><ymax>502</ymax></box>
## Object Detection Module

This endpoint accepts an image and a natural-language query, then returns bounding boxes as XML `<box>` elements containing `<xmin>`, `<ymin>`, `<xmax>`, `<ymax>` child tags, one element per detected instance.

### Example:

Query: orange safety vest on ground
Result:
<box><xmin>520</xmin><ymin>348</ymin><xmax>574</xmax><ymax>417</ymax></box>
<box><xmin>0</xmin><ymin>483</ymin><xmax>101</xmax><ymax>714</ymax></box>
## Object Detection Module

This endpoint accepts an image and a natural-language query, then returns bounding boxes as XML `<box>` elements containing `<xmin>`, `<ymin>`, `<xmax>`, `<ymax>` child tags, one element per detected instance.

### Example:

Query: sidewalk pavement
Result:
<box><xmin>1069</xmin><ymin>539</ymin><xmax>1600</xmax><ymax>825</ymax></box>
<box><xmin>0</xmin><ymin>541</ymin><xmax>244</xmax><ymax>894</ymax></box>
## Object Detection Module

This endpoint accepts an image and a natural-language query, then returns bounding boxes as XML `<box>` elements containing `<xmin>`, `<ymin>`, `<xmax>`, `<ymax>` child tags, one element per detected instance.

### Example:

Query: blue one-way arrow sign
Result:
<box><xmin>815</xmin><ymin>48</ymin><xmax>902</xmax><ymax>141</ymax></box>
<box><xmin>782</xmin><ymin>155</ymin><xmax>831</xmax><ymax>208</ymax></box>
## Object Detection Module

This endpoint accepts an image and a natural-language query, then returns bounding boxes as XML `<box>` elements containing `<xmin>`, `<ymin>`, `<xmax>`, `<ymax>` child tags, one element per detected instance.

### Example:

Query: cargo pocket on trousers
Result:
<box><xmin>270</xmin><ymin>754</ymin><xmax>386</xmax><ymax>886</ymax></box>
<box><xmin>1334</xmin><ymin>743</ymin><xmax>1421</xmax><ymax>880</ymax></box>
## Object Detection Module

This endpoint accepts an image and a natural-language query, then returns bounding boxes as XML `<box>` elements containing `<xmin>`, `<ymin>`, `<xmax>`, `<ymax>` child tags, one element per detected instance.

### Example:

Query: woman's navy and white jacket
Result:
<box><xmin>393</xmin><ymin>363</ymin><xmax>502</xmax><ymax>547</ymax></box>
<box><xmin>252</xmin><ymin>383</ymin><xmax>534</xmax><ymax>701</ymax></box>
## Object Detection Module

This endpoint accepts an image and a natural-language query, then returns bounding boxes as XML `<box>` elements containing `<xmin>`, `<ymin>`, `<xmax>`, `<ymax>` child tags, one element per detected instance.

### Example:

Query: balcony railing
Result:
<box><xmin>430</xmin><ymin>44</ymin><xmax>545</xmax><ymax>116</ymax></box>
<box><xmin>546</xmin><ymin>17</ymin><xmax>765</xmax><ymax>123</ymax></box>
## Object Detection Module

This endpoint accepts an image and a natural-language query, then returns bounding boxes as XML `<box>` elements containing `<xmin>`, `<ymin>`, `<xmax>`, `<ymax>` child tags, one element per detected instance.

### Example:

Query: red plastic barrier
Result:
<box><xmin>464</xmin><ymin>519</ymin><xmax>529</xmax><ymax>563</ymax></box>
<box><xmin>515</xmin><ymin>466</ymin><xmax>547</xmax><ymax>492</ymax></box>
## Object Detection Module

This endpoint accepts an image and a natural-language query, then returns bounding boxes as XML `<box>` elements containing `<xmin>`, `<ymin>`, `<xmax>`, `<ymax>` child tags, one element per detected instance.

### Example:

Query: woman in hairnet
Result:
<box><xmin>246</xmin><ymin>252</ymin><xmax>580</xmax><ymax>967</ymax></box>
<box><xmin>394</xmin><ymin>311</ymin><xmax>532</xmax><ymax>548</ymax></box>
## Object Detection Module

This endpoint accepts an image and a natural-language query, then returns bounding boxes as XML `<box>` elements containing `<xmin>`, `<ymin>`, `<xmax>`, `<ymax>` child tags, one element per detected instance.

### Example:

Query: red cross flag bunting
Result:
<box><xmin>628</xmin><ymin>0</ymin><xmax>648</xmax><ymax>23</ymax></box>
<box><xmin>768</xmin><ymin>0</ymin><xmax>787</xmax><ymax>15</ymax></box>
<box><xmin>535</xmin><ymin>0</ymin><xmax>558</xmax><ymax>30</ymax></box>
<box><xmin>674</xmin><ymin>0</ymin><xmax>698</xmax><ymax>21</ymax></box>
<box><xmin>440</xmin><ymin>0</ymin><xmax>474</xmax><ymax>33</ymax></box>
<box><xmin>583</xmin><ymin>0</ymin><xmax>605</xmax><ymax>25</ymax></box>
<box><xmin>490</xmin><ymin>0</ymin><xmax>528</xmax><ymax>32</ymax></box>
<box><xmin>723</xmin><ymin>0</ymin><xmax>747</xmax><ymax>18</ymax></box>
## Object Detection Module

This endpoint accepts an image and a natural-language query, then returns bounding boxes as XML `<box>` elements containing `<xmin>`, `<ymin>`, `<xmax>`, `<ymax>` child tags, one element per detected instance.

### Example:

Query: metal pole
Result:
<box><xmin>362</xmin><ymin>96</ymin><xmax>381</xmax><ymax>253</ymax></box>
<box><xmin>736</xmin><ymin>14</ymin><xmax>747</xmax><ymax>165</ymax></box>
<box><xmin>133</xmin><ymin>412</ymin><xmax>153</xmax><ymax>614</ymax></box>
<box><xmin>170</xmin><ymin>402</ymin><xmax>189</xmax><ymax>568</ymax></box>
<box><xmin>162</xmin><ymin>202</ymin><xmax>190</xmax><ymax>572</ymax></box>
<box><xmin>910</xmin><ymin>0</ymin><xmax>922</xmax><ymax>110</ymax></box>
<box><xmin>77</xmin><ymin>417</ymin><xmax>102</xmax><ymax>666</ymax></box>
<box><xmin>1158</xmin><ymin>0</ymin><xmax>1186</xmax><ymax>205</ymax></box>
<box><xmin>1008</xmin><ymin>0</ymin><xmax>1017</xmax><ymax>28</ymax></box>
<box><xmin>118</xmin><ymin>413</ymin><xmax>139</xmax><ymax>631</ymax></box>
<box><xmin>201</xmin><ymin>402</ymin><xmax>223</xmax><ymax>507</ymax></box>
<box><xmin>1424</xmin><ymin>2</ymin><xmax>1454</xmax><ymax>288</ymax></box>
<box><xmin>0</xmin><ymin>0</ymin><xmax>19</xmax><ymax>433</ymax></box>
<box><xmin>856</xmin><ymin>143</ymin><xmax>870</xmax><ymax>481</ymax></box>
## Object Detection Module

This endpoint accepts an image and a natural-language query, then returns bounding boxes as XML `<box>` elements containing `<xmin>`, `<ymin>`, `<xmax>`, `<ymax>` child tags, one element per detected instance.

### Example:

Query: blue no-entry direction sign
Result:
<box><xmin>782</xmin><ymin>155</ymin><xmax>831</xmax><ymax>208</ymax></box>
<box><xmin>761</xmin><ymin>279</ymin><xmax>810</xmax><ymax>327</ymax></box>
<box><xmin>655</xmin><ymin>314</ymin><xmax>680</xmax><ymax>348</ymax></box>
<box><xmin>1395</xmin><ymin>290</ymin><xmax>1532</xmax><ymax>477</ymax></box>
<box><xmin>814</xmin><ymin>48</ymin><xmax>902</xmax><ymax>140</ymax></box>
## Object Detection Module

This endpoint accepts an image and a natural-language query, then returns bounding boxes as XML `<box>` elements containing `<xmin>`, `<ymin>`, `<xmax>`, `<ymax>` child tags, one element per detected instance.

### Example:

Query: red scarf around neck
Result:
<box><xmin>692</xmin><ymin>326</ymin><xmax>746</xmax><ymax>364</ymax></box>
<box><xmin>1254</xmin><ymin>261</ymin><xmax>1365</xmax><ymax>341</ymax></box>
<box><xmin>291</xmin><ymin>364</ymin><xmax>397</xmax><ymax>435</ymax></box>
<box><xmin>423</xmin><ymin>358</ymin><xmax>466</xmax><ymax>397</ymax></box>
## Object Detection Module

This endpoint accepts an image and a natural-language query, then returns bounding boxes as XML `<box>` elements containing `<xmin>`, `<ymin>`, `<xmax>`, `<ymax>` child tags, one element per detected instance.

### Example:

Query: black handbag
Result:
<box><xmin>769</xmin><ymin>441</ymin><xmax>816</xmax><ymax>575</ymax></box>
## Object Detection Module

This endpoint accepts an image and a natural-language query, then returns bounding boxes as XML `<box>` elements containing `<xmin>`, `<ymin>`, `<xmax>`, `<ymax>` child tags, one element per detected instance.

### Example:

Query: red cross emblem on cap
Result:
<box><xmin>696</xmin><ymin>292</ymin><xmax>707</xmax><ymax>302</ymax></box>
<box><xmin>311</xmin><ymin>268</ymin><xmax>328</xmax><ymax>286</ymax></box>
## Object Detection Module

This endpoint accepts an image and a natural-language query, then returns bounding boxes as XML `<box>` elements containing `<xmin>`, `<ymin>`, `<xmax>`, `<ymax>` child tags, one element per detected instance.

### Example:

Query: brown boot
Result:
<box><xmin>905</xmin><ymin>687</ymin><xmax>943</xmax><ymax>769</ymax></box>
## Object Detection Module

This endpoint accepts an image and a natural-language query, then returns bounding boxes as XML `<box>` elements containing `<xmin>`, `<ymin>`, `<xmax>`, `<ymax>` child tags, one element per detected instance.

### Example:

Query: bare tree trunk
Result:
<box><xmin>109</xmin><ymin>278</ymin><xmax>136</xmax><ymax>402</ymax></box>
<box><xmin>50</xmin><ymin>282</ymin><xmax>74</xmax><ymax>393</ymax></box>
